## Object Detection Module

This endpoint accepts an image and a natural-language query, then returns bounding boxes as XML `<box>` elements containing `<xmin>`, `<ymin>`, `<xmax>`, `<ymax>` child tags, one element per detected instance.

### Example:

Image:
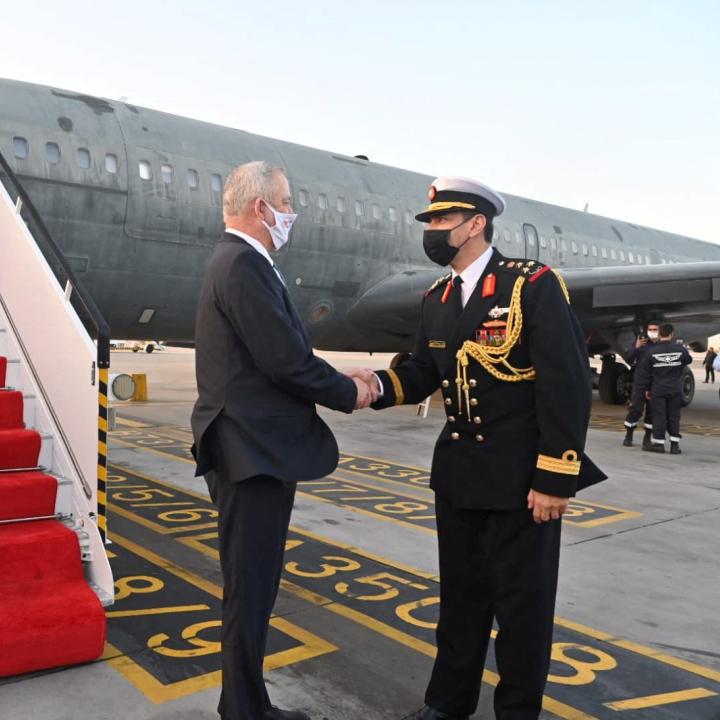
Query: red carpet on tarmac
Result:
<box><xmin>0</xmin><ymin>356</ymin><xmax>106</xmax><ymax>677</ymax></box>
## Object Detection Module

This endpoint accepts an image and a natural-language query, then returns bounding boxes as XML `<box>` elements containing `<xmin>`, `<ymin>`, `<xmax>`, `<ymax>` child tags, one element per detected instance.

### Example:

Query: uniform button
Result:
<box><xmin>475</xmin><ymin>434</ymin><xmax>484</xmax><ymax>442</ymax></box>
<box><xmin>444</xmin><ymin>397</ymin><xmax>452</xmax><ymax>405</ymax></box>
<box><xmin>469</xmin><ymin>379</ymin><xmax>477</xmax><ymax>388</ymax></box>
<box><xmin>441</xmin><ymin>380</ymin><xmax>450</xmax><ymax>388</ymax></box>
<box><xmin>473</xmin><ymin>416</ymin><xmax>482</xmax><ymax>424</ymax></box>
<box><xmin>451</xmin><ymin>432</ymin><xmax>460</xmax><ymax>440</ymax></box>
<box><xmin>470</xmin><ymin>398</ymin><xmax>478</xmax><ymax>406</ymax></box>
<box><xmin>448</xmin><ymin>416</ymin><xmax>456</xmax><ymax>423</ymax></box>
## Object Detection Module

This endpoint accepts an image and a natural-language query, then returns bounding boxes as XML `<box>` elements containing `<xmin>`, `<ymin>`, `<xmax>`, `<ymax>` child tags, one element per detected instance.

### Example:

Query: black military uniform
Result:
<box><xmin>635</xmin><ymin>337</ymin><xmax>692</xmax><ymax>454</ymax></box>
<box><xmin>373</xmin><ymin>178</ymin><xmax>605</xmax><ymax>720</ymax></box>
<box><xmin>622</xmin><ymin>337</ymin><xmax>655</xmax><ymax>447</ymax></box>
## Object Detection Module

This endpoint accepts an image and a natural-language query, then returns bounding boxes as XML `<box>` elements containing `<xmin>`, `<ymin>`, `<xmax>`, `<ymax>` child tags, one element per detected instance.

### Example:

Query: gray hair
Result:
<box><xmin>223</xmin><ymin>161</ymin><xmax>285</xmax><ymax>217</ymax></box>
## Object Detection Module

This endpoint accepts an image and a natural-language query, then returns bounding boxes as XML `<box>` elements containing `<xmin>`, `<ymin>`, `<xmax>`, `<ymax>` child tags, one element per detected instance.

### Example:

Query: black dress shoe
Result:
<box><xmin>403</xmin><ymin>706</ymin><xmax>469</xmax><ymax>720</ymax></box>
<box><xmin>264</xmin><ymin>707</ymin><xmax>310</xmax><ymax>720</ymax></box>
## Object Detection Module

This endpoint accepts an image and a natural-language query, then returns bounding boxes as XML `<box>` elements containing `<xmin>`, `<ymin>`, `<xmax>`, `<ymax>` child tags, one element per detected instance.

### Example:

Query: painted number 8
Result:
<box><xmin>547</xmin><ymin>642</ymin><xmax>617</xmax><ymax>685</ymax></box>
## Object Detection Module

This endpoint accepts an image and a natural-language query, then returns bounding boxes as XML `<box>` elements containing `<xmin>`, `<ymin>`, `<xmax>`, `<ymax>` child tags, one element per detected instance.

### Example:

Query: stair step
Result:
<box><xmin>0</xmin><ymin>471</ymin><xmax>57</xmax><ymax>521</ymax></box>
<box><xmin>0</xmin><ymin>579</ymin><xmax>106</xmax><ymax>677</ymax></box>
<box><xmin>0</xmin><ymin>519</ymin><xmax>84</xmax><ymax>585</ymax></box>
<box><xmin>0</xmin><ymin>428</ymin><xmax>41</xmax><ymax>469</ymax></box>
<box><xmin>0</xmin><ymin>390</ymin><xmax>24</xmax><ymax>429</ymax></box>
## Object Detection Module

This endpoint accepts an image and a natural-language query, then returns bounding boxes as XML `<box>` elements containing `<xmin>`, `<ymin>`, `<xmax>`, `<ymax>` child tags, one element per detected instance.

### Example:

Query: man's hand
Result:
<box><xmin>346</xmin><ymin>367</ymin><xmax>376</xmax><ymax>385</ymax></box>
<box><xmin>635</xmin><ymin>337</ymin><xmax>647</xmax><ymax>349</ymax></box>
<box><xmin>527</xmin><ymin>489</ymin><xmax>569</xmax><ymax>524</ymax></box>
<box><xmin>352</xmin><ymin>377</ymin><xmax>378</xmax><ymax>410</ymax></box>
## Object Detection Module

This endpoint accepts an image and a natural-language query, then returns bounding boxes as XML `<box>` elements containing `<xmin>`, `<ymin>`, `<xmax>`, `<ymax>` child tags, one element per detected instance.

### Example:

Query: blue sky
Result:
<box><xmin>1</xmin><ymin>0</ymin><xmax>718</xmax><ymax>241</ymax></box>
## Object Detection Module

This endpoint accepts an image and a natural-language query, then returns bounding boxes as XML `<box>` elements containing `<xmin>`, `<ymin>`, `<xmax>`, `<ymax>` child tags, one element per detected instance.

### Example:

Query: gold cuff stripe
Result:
<box><xmin>536</xmin><ymin>451</ymin><xmax>581</xmax><ymax>476</ymax></box>
<box><xmin>424</xmin><ymin>201</ymin><xmax>476</xmax><ymax>213</ymax></box>
<box><xmin>386</xmin><ymin>368</ymin><xmax>405</xmax><ymax>406</ymax></box>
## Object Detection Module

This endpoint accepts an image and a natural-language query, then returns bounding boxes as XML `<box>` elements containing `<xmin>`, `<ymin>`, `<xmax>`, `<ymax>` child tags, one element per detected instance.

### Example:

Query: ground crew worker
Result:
<box><xmin>636</xmin><ymin>323</ymin><xmax>692</xmax><ymax>454</ymax></box>
<box><xmin>350</xmin><ymin>177</ymin><xmax>606</xmax><ymax>720</ymax></box>
<box><xmin>622</xmin><ymin>321</ymin><xmax>659</xmax><ymax>447</ymax></box>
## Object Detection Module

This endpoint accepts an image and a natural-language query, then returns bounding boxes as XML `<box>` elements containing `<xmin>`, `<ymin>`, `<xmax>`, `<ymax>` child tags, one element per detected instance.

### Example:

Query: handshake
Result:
<box><xmin>345</xmin><ymin>368</ymin><xmax>381</xmax><ymax>410</ymax></box>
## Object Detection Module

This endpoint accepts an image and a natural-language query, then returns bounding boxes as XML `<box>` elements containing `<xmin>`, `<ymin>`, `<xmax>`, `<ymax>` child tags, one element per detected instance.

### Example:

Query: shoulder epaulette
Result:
<box><xmin>425</xmin><ymin>273</ymin><xmax>452</xmax><ymax>297</ymax></box>
<box><xmin>498</xmin><ymin>258</ymin><xmax>554</xmax><ymax>284</ymax></box>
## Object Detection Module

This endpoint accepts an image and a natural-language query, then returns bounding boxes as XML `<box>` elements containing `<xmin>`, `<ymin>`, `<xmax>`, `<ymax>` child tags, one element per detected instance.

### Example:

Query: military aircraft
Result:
<box><xmin>1</xmin><ymin>78</ymin><xmax>719</xmax><ymax>405</ymax></box>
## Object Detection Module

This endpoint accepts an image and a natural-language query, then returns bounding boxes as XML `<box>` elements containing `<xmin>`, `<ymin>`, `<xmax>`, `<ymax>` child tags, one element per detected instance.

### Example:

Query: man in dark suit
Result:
<box><xmin>191</xmin><ymin>161</ymin><xmax>374</xmax><ymax>720</ymax></box>
<box><xmin>352</xmin><ymin>177</ymin><xmax>606</xmax><ymax>720</ymax></box>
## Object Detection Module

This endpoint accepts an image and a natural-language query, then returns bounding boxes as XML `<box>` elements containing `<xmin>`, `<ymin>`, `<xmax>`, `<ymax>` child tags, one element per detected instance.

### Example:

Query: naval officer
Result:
<box><xmin>355</xmin><ymin>177</ymin><xmax>606</xmax><ymax>720</ymax></box>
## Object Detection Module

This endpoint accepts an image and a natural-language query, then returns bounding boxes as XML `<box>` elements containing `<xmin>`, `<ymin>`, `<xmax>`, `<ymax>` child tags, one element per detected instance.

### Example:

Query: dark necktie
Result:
<box><xmin>453</xmin><ymin>275</ymin><xmax>464</xmax><ymax>316</ymax></box>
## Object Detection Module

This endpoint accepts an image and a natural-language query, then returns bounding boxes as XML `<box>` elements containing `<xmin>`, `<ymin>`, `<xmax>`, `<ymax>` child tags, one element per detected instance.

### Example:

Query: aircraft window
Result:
<box><xmin>550</xmin><ymin>237</ymin><xmax>557</xmax><ymax>250</ymax></box>
<box><xmin>645</xmin><ymin>255</ymin><xmax>651</xmax><ymax>264</ymax></box>
<box><xmin>211</xmin><ymin>173</ymin><xmax>222</xmax><ymax>193</ymax></box>
<box><xmin>161</xmin><ymin>164</ymin><xmax>174</xmax><ymax>184</ymax></box>
<box><xmin>105</xmin><ymin>154</ymin><xmax>118</xmax><ymax>174</ymax></box>
<box><xmin>371</xmin><ymin>203</ymin><xmax>381</xmax><ymax>219</ymax></box>
<box><xmin>601</xmin><ymin>247</ymin><xmax>607</xmax><ymax>259</ymax></box>
<box><xmin>561</xmin><ymin>239</ymin><xmax>568</xmax><ymax>252</ymax></box>
<box><xmin>405</xmin><ymin>209</ymin><xmax>413</xmax><ymax>225</ymax></box>
<box><xmin>355</xmin><ymin>200</ymin><xmax>364</xmax><ymax>217</ymax></box>
<box><xmin>139</xmin><ymin>160</ymin><xmax>153</xmax><ymax>180</ymax></box>
<box><xmin>77</xmin><ymin>148</ymin><xmax>91</xmax><ymax>169</ymax></box>
<box><xmin>571</xmin><ymin>242</ymin><xmax>578</xmax><ymax>254</ymax></box>
<box><xmin>611</xmin><ymin>248</ymin><xmax>617</xmax><ymax>260</ymax></box>
<box><xmin>297</xmin><ymin>189</ymin><xmax>309</xmax><ymax>207</ymax></box>
<box><xmin>619</xmin><ymin>249</ymin><xmax>626</xmax><ymax>261</ymax></box>
<box><xmin>591</xmin><ymin>245</ymin><xmax>598</xmax><ymax>257</ymax></box>
<box><xmin>539</xmin><ymin>235</ymin><xmax>547</xmax><ymax>248</ymax></box>
<box><xmin>389</xmin><ymin>207</ymin><xmax>397</xmax><ymax>222</ymax></box>
<box><xmin>504</xmin><ymin>229</ymin><xmax>512</xmax><ymax>244</ymax></box>
<box><xmin>13</xmin><ymin>137</ymin><xmax>28</xmax><ymax>159</ymax></box>
<box><xmin>187</xmin><ymin>169</ymin><xmax>199</xmax><ymax>189</ymax></box>
<box><xmin>515</xmin><ymin>231</ymin><xmax>522</xmax><ymax>245</ymax></box>
<box><xmin>337</xmin><ymin>196</ymin><xmax>346</xmax><ymax>213</ymax></box>
<box><xmin>628</xmin><ymin>251</ymin><xmax>634</xmax><ymax>263</ymax></box>
<box><xmin>318</xmin><ymin>193</ymin><xmax>328</xmax><ymax>210</ymax></box>
<box><xmin>45</xmin><ymin>142</ymin><xmax>60</xmax><ymax>164</ymax></box>
<box><xmin>582</xmin><ymin>243</ymin><xmax>588</xmax><ymax>256</ymax></box>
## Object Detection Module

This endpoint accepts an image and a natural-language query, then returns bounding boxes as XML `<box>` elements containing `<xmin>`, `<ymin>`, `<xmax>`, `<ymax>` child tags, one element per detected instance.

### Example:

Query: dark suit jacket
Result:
<box><xmin>373</xmin><ymin>249</ymin><xmax>606</xmax><ymax>509</ymax></box>
<box><xmin>191</xmin><ymin>232</ymin><xmax>357</xmax><ymax>481</ymax></box>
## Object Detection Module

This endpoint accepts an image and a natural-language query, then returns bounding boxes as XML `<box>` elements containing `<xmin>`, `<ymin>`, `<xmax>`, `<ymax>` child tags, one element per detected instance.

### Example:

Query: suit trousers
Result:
<box><xmin>425</xmin><ymin>498</ymin><xmax>561</xmax><ymax>720</ymax></box>
<box><xmin>651</xmin><ymin>393</ymin><xmax>682</xmax><ymax>442</ymax></box>
<box><xmin>206</xmin><ymin>472</ymin><xmax>296</xmax><ymax>720</ymax></box>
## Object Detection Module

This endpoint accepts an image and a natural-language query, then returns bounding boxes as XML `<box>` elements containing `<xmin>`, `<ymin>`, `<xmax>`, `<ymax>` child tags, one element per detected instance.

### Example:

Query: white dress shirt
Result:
<box><xmin>452</xmin><ymin>246</ymin><xmax>494</xmax><ymax>307</ymax></box>
<box><xmin>225</xmin><ymin>228</ymin><xmax>285</xmax><ymax>285</ymax></box>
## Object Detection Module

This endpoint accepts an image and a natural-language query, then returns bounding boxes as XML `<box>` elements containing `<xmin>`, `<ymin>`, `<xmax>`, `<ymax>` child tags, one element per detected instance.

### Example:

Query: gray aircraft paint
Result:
<box><xmin>1</xmin><ymin>77</ymin><xmax>719</xmax><ymax>357</ymax></box>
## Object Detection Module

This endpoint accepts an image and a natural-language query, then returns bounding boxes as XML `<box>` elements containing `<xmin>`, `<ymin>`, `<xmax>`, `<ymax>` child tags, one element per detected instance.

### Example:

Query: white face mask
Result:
<box><xmin>647</xmin><ymin>331</ymin><xmax>659</xmax><ymax>341</ymax></box>
<box><xmin>262</xmin><ymin>201</ymin><xmax>297</xmax><ymax>250</ymax></box>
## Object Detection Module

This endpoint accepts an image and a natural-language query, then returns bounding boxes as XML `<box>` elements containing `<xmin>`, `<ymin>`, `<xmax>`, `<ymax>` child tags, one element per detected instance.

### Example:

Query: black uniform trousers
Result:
<box><xmin>206</xmin><ymin>471</ymin><xmax>296</xmax><ymax>720</ymax></box>
<box><xmin>426</xmin><ymin>497</ymin><xmax>561</xmax><ymax>720</ymax></box>
<box><xmin>624</xmin><ymin>384</ymin><xmax>652</xmax><ymax>430</ymax></box>
<box><xmin>651</xmin><ymin>393</ymin><xmax>682</xmax><ymax>443</ymax></box>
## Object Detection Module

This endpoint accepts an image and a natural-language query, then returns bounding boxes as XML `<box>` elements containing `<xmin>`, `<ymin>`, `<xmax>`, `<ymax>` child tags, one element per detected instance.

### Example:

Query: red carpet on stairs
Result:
<box><xmin>0</xmin><ymin>354</ymin><xmax>106</xmax><ymax>677</ymax></box>
<box><xmin>0</xmin><ymin>355</ymin><xmax>6</xmax><ymax>386</ymax></box>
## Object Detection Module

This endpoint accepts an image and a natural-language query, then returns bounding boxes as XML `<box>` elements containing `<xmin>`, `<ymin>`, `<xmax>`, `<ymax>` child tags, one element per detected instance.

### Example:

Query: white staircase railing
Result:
<box><xmin>0</xmin><ymin>152</ymin><xmax>113</xmax><ymax>603</ymax></box>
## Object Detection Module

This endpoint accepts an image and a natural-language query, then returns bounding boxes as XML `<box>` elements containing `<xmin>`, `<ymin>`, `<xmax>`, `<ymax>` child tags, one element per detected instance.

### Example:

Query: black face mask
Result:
<box><xmin>422</xmin><ymin>215</ymin><xmax>475</xmax><ymax>266</ymax></box>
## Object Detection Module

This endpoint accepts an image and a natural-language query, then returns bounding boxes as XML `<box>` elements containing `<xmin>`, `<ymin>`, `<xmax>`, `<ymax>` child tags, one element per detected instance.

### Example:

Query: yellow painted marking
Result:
<box><xmin>130</xmin><ymin>502</ymin><xmax>195</xmax><ymax>508</ymax></box>
<box><xmin>332</xmin><ymin>469</ymin><xmax>433</xmax><ymax>500</ymax></box>
<box><xmin>97</xmin><ymin>490</ymin><xmax>107</xmax><ymax>504</ymax></box>
<box><xmin>554</xmin><ymin>617</ymin><xmax>720</xmax><ymax>684</ymax></box>
<box><xmin>115</xmin><ymin>416</ymin><xmax>154</xmax><ymax>428</ymax></box>
<box><xmin>340</xmin><ymin>495</ymin><xmax>394</xmax><ymax>501</ymax></box>
<box><xmin>177</xmin><ymin>532</ymin><xmax>219</xmax><ymax>560</ymax></box>
<box><xmin>106</xmin><ymin>534</ymin><xmax>336</xmax><ymax>703</ymax></box>
<box><xmin>107</xmin><ymin>462</ymin><xmax>720</xmax><ymax>696</ymax></box>
<box><xmin>106</xmin><ymin>604</ymin><xmax>211</xmax><ymax>618</ymax></box>
<box><xmin>109</xmin><ymin>502</ymin><xmax>215</xmax><ymax>535</ymax></box>
<box><xmin>99</xmin><ymin>441</ymin><xmax>108</xmax><ymax>455</ymax></box>
<box><xmin>99</xmin><ymin>417</ymin><xmax>108</xmax><ymax>432</ymax></box>
<box><xmin>604</xmin><ymin>687</ymin><xmax>717</xmax><ymax>711</ymax></box>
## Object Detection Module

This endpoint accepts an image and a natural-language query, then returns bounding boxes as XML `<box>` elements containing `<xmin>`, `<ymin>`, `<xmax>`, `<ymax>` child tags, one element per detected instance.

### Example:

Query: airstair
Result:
<box><xmin>0</xmin><ymin>150</ymin><xmax>112</xmax><ymax>676</ymax></box>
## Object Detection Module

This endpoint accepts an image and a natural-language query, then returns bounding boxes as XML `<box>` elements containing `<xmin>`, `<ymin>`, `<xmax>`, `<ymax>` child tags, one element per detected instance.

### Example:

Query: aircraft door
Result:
<box><xmin>523</xmin><ymin>223</ymin><xmax>540</xmax><ymax>261</ymax></box>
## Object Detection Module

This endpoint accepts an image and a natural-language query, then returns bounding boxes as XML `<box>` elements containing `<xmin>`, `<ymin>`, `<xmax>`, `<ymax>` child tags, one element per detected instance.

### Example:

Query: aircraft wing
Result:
<box><xmin>561</xmin><ymin>261</ymin><xmax>720</xmax><ymax>333</ymax></box>
<box><xmin>347</xmin><ymin>261</ymin><xmax>720</xmax><ymax>351</ymax></box>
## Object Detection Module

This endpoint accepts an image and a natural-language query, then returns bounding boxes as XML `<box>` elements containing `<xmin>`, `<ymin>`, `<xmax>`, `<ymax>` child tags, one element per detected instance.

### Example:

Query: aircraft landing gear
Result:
<box><xmin>681</xmin><ymin>366</ymin><xmax>695</xmax><ymax>407</ymax></box>
<box><xmin>598</xmin><ymin>355</ymin><xmax>632</xmax><ymax>405</ymax></box>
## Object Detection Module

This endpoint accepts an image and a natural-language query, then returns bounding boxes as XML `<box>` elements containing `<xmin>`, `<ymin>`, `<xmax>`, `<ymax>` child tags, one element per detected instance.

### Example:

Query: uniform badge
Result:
<box><xmin>428</xmin><ymin>340</ymin><xmax>446</xmax><ymax>349</ymax></box>
<box><xmin>481</xmin><ymin>273</ymin><xmax>496</xmax><ymax>298</ymax></box>
<box><xmin>476</xmin><ymin>320</ymin><xmax>507</xmax><ymax>347</ymax></box>
<box><xmin>441</xmin><ymin>279</ymin><xmax>453</xmax><ymax>304</ymax></box>
<box><xmin>488</xmin><ymin>305</ymin><xmax>510</xmax><ymax>319</ymax></box>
